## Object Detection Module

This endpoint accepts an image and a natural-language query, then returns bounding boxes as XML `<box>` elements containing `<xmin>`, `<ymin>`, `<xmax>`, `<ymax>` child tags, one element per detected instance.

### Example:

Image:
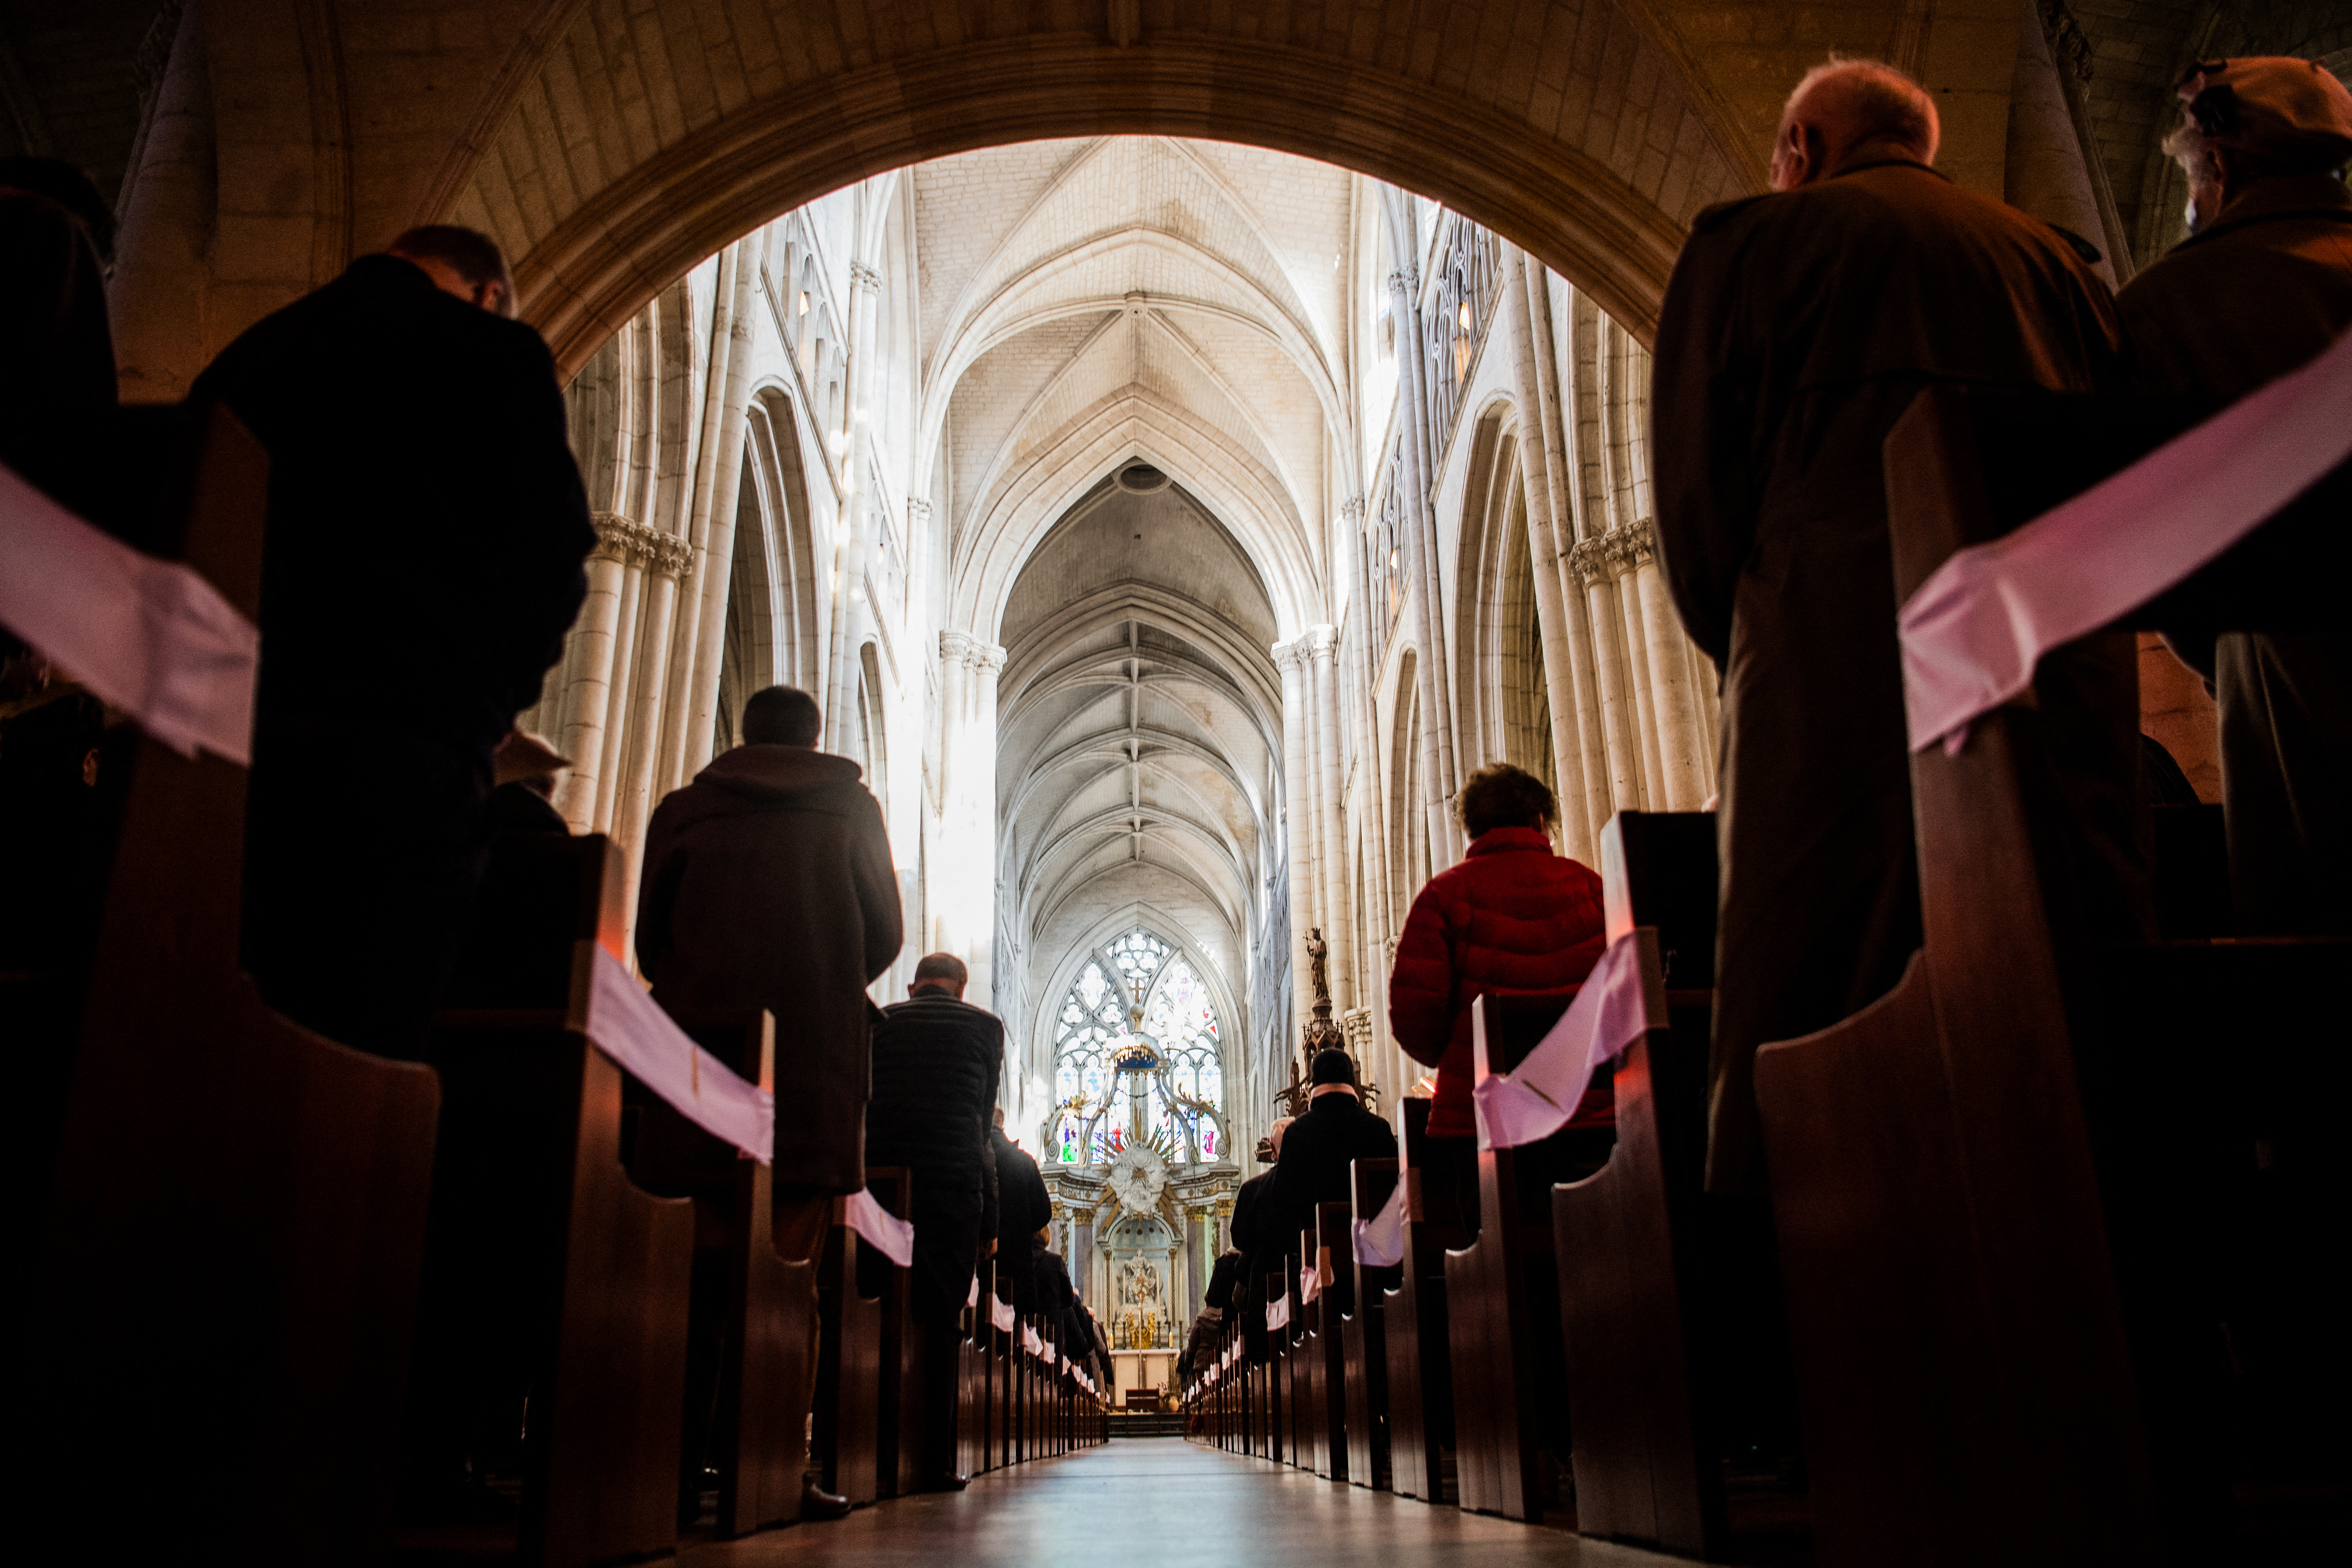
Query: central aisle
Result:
<box><xmin>677</xmin><ymin>1440</ymin><xmax>1685</xmax><ymax>1568</ymax></box>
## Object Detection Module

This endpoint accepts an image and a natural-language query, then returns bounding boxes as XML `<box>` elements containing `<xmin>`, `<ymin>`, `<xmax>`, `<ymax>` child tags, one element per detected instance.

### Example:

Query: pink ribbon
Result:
<box><xmin>0</xmin><ymin>459</ymin><xmax>260</xmax><ymax>764</ymax></box>
<box><xmin>989</xmin><ymin>1297</ymin><xmax>1016</xmax><ymax>1333</ymax></box>
<box><xmin>841</xmin><ymin>1188</ymin><xmax>915</xmax><ymax>1267</ymax></box>
<box><xmin>1264</xmin><ymin>1295</ymin><xmax>1290</xmax><ymax>1330</ymax></box>
<box><xmin>966</xmin><ymin>1274</ymin><xmax>980</xmax><ymax>1310</ymax></box>
<box><xmin>1471</xmin><ymin>933</ymin><xmax>1651</xmax><ymax>1151</ymax></box>
<box><xmin>1351</xmin><ymin>1179</ymin><xmax>1406</xmax><ymax>1269</ymax></box>
<box><xmin>1900</xmin><ymin>325</ymin><xmax>2352</xmax><ymax>754</ymax></box>
<box><xmin>585</xmin><ymin>949</ymin><xmax>773</xmax><ymax>1161</ymax></box>
<box><xmin>1299</xmin><ymin>1263</ymin><xmax>1320</xmax><ymax>1306</ymax></box>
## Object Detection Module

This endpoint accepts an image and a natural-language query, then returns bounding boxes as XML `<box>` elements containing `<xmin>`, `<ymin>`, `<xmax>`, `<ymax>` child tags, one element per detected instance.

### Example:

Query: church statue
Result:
<box><xmin>1305</xmin><ymin>926</ymin><xmax>1330</xmax><ymax>1008</ymax></box>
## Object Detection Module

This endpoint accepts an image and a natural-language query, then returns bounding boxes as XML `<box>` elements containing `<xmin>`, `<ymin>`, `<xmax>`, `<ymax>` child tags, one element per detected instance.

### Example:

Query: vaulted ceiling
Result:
<box><xmin>910</xmin><ymin>136</ymin><xmax>1361</xmax><ymax>1057</ymax></box>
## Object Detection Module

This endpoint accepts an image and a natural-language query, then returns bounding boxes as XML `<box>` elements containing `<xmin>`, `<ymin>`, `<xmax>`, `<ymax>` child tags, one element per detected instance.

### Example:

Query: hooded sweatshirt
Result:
<box><xmin>637</xmin><ymin>743</ymin><xmax>902</xmax><ymax>1191</ymax></box>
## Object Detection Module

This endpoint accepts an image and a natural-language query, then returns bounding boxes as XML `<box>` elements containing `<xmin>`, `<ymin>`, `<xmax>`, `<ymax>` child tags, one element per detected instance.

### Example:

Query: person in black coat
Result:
<box><xmin>1180</xmin><ymin>1249</ymin><xmax>1248</xmax><ymax>1382</ymax></box>
<box><xmin>863</xmin><ymin>953</ymin><xmax>1003</xmax><ymax>1488</ymax></box>
<box><xmin>1270</xmin><ymin>1050</ymin><xmax>1398</xmax><ymax>1313</ymax></box>
<box><xmin>191</xmin><ymin>226</ymin><xmax>594</xmax><ymax>1060</ymax></box>
<box><xmin>1226</xmin><ymin>1127</ymin><xmax>1286</xmax><ymax>1362</ymax></box>
<box><xmin>991</xmin><ymin>1111</ymin><xmax>1052</xmax><ymax>1309</ymax></box>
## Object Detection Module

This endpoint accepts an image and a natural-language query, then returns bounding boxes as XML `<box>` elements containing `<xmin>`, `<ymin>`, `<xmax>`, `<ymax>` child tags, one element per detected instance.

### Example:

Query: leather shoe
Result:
<box><xmin>921</xmin><ymin>1471</ymin><xmax>971</xmax><ymax>1493</ymax></box>
<box><xmin>800</xmin><ymin>1478</ymin><xmax>852</xmax><ymax>1521</ymax></box>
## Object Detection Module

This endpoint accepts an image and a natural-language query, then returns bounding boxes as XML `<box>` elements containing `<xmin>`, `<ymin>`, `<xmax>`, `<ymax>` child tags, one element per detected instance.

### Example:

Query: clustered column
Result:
<box><xmin>938</xmin><ymin>630</ymin><xmax>1007</xmax><ymax>1016</ymax></box>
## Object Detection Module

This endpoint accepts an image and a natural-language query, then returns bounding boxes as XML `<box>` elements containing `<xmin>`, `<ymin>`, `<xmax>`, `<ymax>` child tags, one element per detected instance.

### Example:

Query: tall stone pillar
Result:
<box><xmin>1307</xmin><ymin>625</ymin><xmax>1353</xmax><ymax>1012</ymax></box>
<box><xmin>1272</xmin><ymin>637</ymin><xmax>1317</xmax><ymax>1042</ymax></box>
<box><xmin>659</xmin><ymin>241</ymin><xmax>746</xmax><ymax>793</ymax></box>
<box><xmin>610</xmin><ymin>527</ymin><xmax>694</xmax><ymax>943</ymax></box>
<box><xmin>1569</xmin><ymin>546</ymin><xmax>1647</xmax><ymax>817</ymax></box>
<box><xmin>964</xmin><ymin>640</ymin><xmax>1007</xmax><ymax>1012</ymax></box>
<box><xmin>1633</xmin><ymin>546</ymin><xmax>1708</xmax><ymax>810</ymax></box>
<box><xmin>553</xmin><ymin>528</ymin><xmax>629</xmax><ymax>829</ymax></box>
<box><xmin>682</xmin><ymin>234</ymin><xmax>767</xmax><ymax>776</ymax></box>
<box><xmin>2006</xmin><ymin>0</ymin><xmax>2123</xmax><ymax>286</ymax></box>
<box><xmin>826</xmin><ymin>259</ymin><xmax>886</xmax><ymax>756</ymax></box>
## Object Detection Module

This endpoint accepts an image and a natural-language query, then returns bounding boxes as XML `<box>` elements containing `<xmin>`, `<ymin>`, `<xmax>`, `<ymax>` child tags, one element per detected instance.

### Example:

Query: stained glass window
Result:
<box><xmin>1047</xmin><ymin>929</ymin><xmax>1227</xmax><ymax>1166</ymax></box>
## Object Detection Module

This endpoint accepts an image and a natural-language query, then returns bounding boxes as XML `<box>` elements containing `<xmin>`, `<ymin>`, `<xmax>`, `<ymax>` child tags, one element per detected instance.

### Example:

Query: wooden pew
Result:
<box><xmin>1300</xmin><ymin>1202</ymin><xmax>1354</xmax><ymax>1480</ymax></box>
<box><xmin>1449</xmin><ymin>987</ymin><xmax>1620</xmax><ymax>1522</ymax></box>
<box><xmin>957</xmin><ymin>1279</ymin><xmax>986</xmax><ymax>1477</ymax></box>
<box><xmin>866</xmin><ymin>1167</ymin><xmax>925</xmax><ymax>1499</ymax></box>
<box><xmin>1381</xmin><ymin>1098</ymin><xmax>1461</xmax><ymax>1502</ymax></box>
<box><xmin>1343</xmin><ymin>1158</ymin><xmax>1400</xmax><ymax>1489</ymax></box>
<box><xmin>413</xmin><ymin>832</ymin><xmax>696</xmax><ymax>1566</ymax></box>
<box><xmin>627</xmin><ymin>1008</ymin><xmax>812</xmax><ymax>1539</ymax></box>
<box><xmin>1551</xmin><ymin>814</ymin><xmax>1734</xmax><ymax>1556</ymax></box>
<box><xmin>812</xmin><ymin>1195</ymin><xmax>883</xmax><ymax>1506</ymax></box>
<box><xmin>1752</xmin><ymin>387</ymin><xmax>2352</xmax><ymax>1564</ymax></box>
<box><xmin>21</xmin><ymin>405</ymin><xmax>443</xmax><ymax>1560</ymax></box>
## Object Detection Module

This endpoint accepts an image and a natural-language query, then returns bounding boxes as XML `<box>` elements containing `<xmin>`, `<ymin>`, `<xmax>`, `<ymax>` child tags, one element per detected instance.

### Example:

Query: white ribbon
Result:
<box><xmin>1900</xmin><ymin>324</ymin><xmax>2352</xmax><ymax>754</ymax></box>
<box><xmin>0</xmin><ymin>459</ymin><xmax>260</xmax><ymax>764</ymax></box>
<box><xmin>1470</xmin><ymin>932</ymin><xmax>1650</xmax><ymax>1151</ymax></box>
<box><xmin>989</xmin><ymin>1297</ymin><xmax>1017</xmax><ymax>1333</ymax></box>
<box><xmin>1351</xmin><ymin>1179</ymin><xmax>1406</xmax><ymax>1269</ymax></box>
<box><xmin>841</xmin><ymin>1188</ymin><xmax>915</xmax><ymax>1267</ymax></box>
<box><xmin>585</xmin><ymin>949</ymin><xmax>773</xmax><ymax>1161</ymax></box>
<box><xmin>1023</xmin><ymin>1325</ymin><xmax>1044</xmax><ymax>1358</ymax></box>
<box><xmin>1264</xmin><ymin>1295</ymin><xmax>1290</xmax><ymax>1330</ymax></box>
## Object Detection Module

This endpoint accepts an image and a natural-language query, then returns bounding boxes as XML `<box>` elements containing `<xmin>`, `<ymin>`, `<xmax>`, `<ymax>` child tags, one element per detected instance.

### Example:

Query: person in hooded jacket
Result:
<box><xmin>990</xmin><ymin>1109</ymin><xmax>1052</xmax><ymax>1307</ymax></box>
<box><xmin>636</xmin><ymin>682</ymin><xmax>901</xmax><ymax>1520</ymax></box>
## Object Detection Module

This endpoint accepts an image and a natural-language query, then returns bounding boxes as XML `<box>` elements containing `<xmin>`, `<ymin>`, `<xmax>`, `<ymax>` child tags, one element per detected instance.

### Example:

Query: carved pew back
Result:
<box><xmin>1343</xmin><ymin>1157</ymin><xmax>1400</xmax><ymax>1489</ymax></box>
<box><xmin>1381</xmin><ymin>1097</ymin><xmax>1459</xmax><ymax>1501</ymax></box>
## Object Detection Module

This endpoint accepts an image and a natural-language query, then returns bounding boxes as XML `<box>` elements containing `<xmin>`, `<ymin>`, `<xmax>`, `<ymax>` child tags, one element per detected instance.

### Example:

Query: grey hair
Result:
<box><xmin>1788</xmin><ymin>58</ymin><xmax>1941</xmax><ymax>163</ymax></box>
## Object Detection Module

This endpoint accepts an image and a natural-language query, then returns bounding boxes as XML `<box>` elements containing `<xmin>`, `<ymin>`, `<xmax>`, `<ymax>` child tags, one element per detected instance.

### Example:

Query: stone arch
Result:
<box><xmin>742</xmin><ymin>384</ymin><xmax>822</xmax><ymax>688</ymax></box>
<box><xmin>1389</xmin><ymin>645</ymin><xmax>1429</xmax><ymax>921</ymax></box>
<box><xmin>1454</xmin><ymin>407</ymin><xmax>1554</xmax><ymax>792</ymax></box>
<box><xmin>445</xmin><ymin>9</ymin><xmax>1760</xmax><ymax>380</ymax></box>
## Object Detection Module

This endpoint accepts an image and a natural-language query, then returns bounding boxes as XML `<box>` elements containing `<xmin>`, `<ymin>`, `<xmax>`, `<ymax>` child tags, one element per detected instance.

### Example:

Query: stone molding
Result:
<box><xmin>1563</xmin><ymin>515</ymin><xmax>1656</xmax><ymax>585</ymax></box>
<box><xmin>591</xmin><ymin>512</ymin><xmax>694</xmax><ymax>577</ymax></box>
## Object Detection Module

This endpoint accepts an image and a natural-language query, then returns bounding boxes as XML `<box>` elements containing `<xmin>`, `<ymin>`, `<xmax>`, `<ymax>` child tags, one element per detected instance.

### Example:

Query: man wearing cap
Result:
<box><xmin>1267</xmin><ymin>1050</ymin><xmax>1397</xmax><ymax>1315</ymax></box>
<box><xmin>2120</xmin><ymin>57</ymin><xmax>2352</xmax><ymax>936</ymax></box>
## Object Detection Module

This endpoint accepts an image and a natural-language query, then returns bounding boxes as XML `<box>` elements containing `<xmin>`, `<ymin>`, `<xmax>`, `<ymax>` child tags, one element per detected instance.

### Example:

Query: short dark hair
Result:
<box><xmin>387</xmin><ymin>225</ymin><xmax>515</xmax><ymax>312</ymax></box>
<box><xmin>1458</xmin><ymin>761</ymin><xmax>1556</xmax><ymax>839</ymax></box>
<box><xmin>741</xmin><ymin>685</ymin><xmax>821</xmax><ymax>746</ymax></box>
<box><xmin>912</xmin><ymin>952</ymin><xmax>968</xmax><ymax>990</ymax></box>
<box><xmin>0</xmin><ymin>157</ymin><xmax>115</xmax><ymax>262</ymax></box>
<box><xmin>1309</xmin><ymin>1048</ymin><xmax>1358</xmax><ymax>1088</ymax></box>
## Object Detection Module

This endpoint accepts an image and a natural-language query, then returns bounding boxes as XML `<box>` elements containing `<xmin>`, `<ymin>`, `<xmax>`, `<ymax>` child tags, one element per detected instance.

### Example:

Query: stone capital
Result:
<box><xmin>939</xmin><ymin>628</ymin><xmax>977</xmax><ymax>664</ymax></box>
<box><xmin>850</xmin><ymin>259</ymin><xmax>882</xmax><ymax>293</ymax></box>
<box><xmin>1304</xmin><ymin>624</ymin><xmax>1338</xmax><ymax>662</ymax></box>
<box><xmin>1269</xmin><ymin>637</ymin><xmax>1307</xmax><ymax>675</ymax></box>
<box><xmin>971</xmin><ymin>640</ymin><xmax>1008</xmax><ymax>674</ymax></box>
<box><xmin>1339</xmin><ymin>495</ymin><xmax>1366</xmax><ymax>525</ymax></box>
<box><xmin>592</xmin><ymin>512</ymin><xmax>694</xmax><ymax>578</ymax></box>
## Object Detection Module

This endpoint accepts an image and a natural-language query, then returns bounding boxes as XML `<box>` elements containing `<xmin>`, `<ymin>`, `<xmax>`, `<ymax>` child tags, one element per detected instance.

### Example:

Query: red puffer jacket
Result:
<box><xmin>1388</xmin><ymin>826</ymin><xmax>1610</xmax><ymax>1139</ymax></box>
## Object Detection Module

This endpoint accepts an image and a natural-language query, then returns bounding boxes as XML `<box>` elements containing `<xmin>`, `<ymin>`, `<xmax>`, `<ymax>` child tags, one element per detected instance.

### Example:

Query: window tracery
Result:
<box><xmin>1048</xmin><ymin>929</ymin><xmax>1227</xmax><ymax>1167</ymax></box>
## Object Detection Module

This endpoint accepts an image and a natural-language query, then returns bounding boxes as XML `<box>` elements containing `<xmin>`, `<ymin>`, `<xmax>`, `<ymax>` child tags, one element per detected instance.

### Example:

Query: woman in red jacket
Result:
<box><xmin>1387</xmin><ymin>761</ymin><xmax>1611</xmax><ymax>1229</ymax></box>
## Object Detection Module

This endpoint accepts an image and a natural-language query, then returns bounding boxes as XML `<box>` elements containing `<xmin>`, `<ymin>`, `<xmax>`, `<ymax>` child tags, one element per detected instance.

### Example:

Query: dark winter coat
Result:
<box><xmin>193</xmin><ymin>255</ymin><xmax>592</xmax><ymax>760</ymax></box>
<box><xmin>2118</xmin><ymin>173</ymin><xmax>2352</xmax><ymax>936</ymax></box>
<box><xmin>638</xmin><ymin>743</ymin><xmax>901</xmax><ymax>1191</ymax></box>
<box><xmin>990</xmin><ymin>1127</ymin><xmax>1052</xmax><ymax>1305</ymax></box>
<box><xmin>866</xmin><ymin>991</ymin><xmax>1004</xmax><ymax>1227</ymax></box>
<box><xmin>1649</xmin><ymin>153</ymin><xmax>2125</xmax><ymax>1190</ymax></box>
<box><xmin>1389</xmin><ymin>826</ymin><xmax>1609</xmax><ymax>1139</ymax></box>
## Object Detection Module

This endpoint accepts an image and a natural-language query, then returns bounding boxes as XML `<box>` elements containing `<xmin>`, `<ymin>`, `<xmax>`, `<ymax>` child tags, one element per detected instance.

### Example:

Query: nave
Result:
<box><xmin>676</xmin><ymin>1440</ymin><xmax>1680</xmax><ymax>1568</ymax></box>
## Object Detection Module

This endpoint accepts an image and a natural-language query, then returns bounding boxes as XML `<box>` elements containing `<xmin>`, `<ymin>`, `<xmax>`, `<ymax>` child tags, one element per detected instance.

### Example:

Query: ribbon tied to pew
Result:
<box><xmin>585</xmin><ymin>948</ymin><xmax>774</xmax><ymax>1162</ymax></box>
<box><xmin>841</xmin><ymin>1188</ymin><xmax>916</xmax><ymax>1268</ymax></box>
<box><xmin>989</xmin><ymin>1296</ymin><xmax>1017</xmax><ymax>1334</ymax></box>
<box><xmin>1264</xmin><ymin>1294</ymin><xmax>1290</xmax><ymax>1331</ymax></box>
<box><xmin>966</xmin><ymin>1274</ymin><xmax>980</xmax><ymax>1310</ymax></box>
<box><xmin>0</xmin><ymin>459</ymin><xmax>260</xmax><ymax>765</ymax></box>
<box><xmin>1470</xmin><ymin>931</ymin><xmax>1653</xmax><ymax>1152</ymax></box>
<box><xmin>1899</xmin><ymin>322</ymin><xmax>2352</xmax><ymax>755</ymax></box>
<box><xmin>1351</xmin><ymin>1179</ymin><xmax>1407</xmax><ymax>1270</ymax></box>
<box><xmin>1023</xmin><ymin>1324</ymin><xmax>1045</xmax><ymax>1359</ymax></box>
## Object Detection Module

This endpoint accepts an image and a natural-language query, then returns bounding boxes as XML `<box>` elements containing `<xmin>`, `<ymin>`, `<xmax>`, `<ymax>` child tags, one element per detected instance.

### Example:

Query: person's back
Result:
<box><xmin>638</xmin><ymin>686</ymin><xmax>901</xmax><ymax>1197</ymax></box>
<box><xmin>867</xmin><ymin>972</ymin><xmax>1003</xmax><ymax>1235</ymax></box>
<box><xmin>990</xmin><ymin>1121</ymin><xmax>1051</xmax><ymax>1306</ymax></box>
<box><xmin>1270</xmin><ymin>1051</ymin><xmax>1397</xmax><ymax>1312</ymax></box>
<box><xmin>1649</xmin><ymin>61</ymin><xmax>2126</xmax><ymax>1192</ymax></box>
<box><xmin>2115</xmin><ymin>58</ymin><xmax>2352</xmax><ymax>937</ymax></box>
<box><xmin>1390</xmin><ymin>764</ymin><xmax>1608</xmax><ymax>1147</ymax></box>
<box><xmin>190</xmin><ymin>227</ymin><xmax>594</xmax><ymax>1059</ymax></box>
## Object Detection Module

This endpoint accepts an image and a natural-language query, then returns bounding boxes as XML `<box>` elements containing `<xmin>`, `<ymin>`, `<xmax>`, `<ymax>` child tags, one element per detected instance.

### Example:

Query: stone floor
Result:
<box><xmin>677</xmin><ymin>1439</ymin><xmax>1685</xmax><ymax>1568</ymax></box>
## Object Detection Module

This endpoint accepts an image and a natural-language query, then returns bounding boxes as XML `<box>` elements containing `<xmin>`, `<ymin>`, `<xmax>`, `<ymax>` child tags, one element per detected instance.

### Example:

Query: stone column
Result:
<box><xmin>1615</xmin><ymin>560</ymin><xmax>1666</xmax><ymax>808</ymax></box>
<box><xmin>552</xmin><ymin>524</ymin><xmax>630</xmax><ymax>829</ymax></box>
<box><xmin>1569</xmin><ymin>540</ymin><xmax>1648</xmax><ymax>817</ymax></box>
<box><xmin>965</xmin><ymin>639</ymin><xmax>1006</xmax><ymax>1013</ymax></box>
<box><xmin>1272</xmin><ymin>636</ymin><xmax>1318</xmax><ymax>1035</ymax></box>
<box><xmin>682</xmin><ymin>234</ymin><xmax>767</xmax><ymax>776</ymax></box>
<box><xmin>611</xmin><ymin>527</ymin><xmax>695</xmax><ymax>940</ymax></box>
<box><xmin>1633</xmin><ymin>542</ymin><xmax>1708</xmax><ymax>810</ymax></box>
<box><xmin>826</xmin><ymin>259</ymin><xmax>886</xmax><ymax>755</ymax></box>
<box><xmin>1306</xmin><ymin>625</ymin><xmax>1352</xmax><ymax>1012</ymax></box>
<box><xmin>658</xmin><ymin>242</ymin><xmax>746</xmax><ymax>793</ymax></box>
<box><xmin>1550</xmin><ymin>283</ymin><xmax>1622</xmax><ymax>853</ymax></box>
<box><xmin>2005</xmin><ymin>0</ymin><xmax>2123</xmax><ymax>287</ymax></box>
<box><xmin>1503</xmin><ymin>253</ymin><xmax>1599</xmax><ymax>865</ymax></box>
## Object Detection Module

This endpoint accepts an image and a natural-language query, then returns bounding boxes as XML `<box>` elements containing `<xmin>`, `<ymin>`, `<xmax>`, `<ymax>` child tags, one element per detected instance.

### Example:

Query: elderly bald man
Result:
<box><xmin>1651</xmin><ymin>60</ymin><xmax>2129</xmax><ymax>1194</ymax></box>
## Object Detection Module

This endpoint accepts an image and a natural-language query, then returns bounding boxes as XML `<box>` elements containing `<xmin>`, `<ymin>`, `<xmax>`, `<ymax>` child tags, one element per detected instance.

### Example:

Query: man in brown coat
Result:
<box><xmin>639</xmin><ymin>682</ymin><xmax>903</xmax><ymax>1225</ymax></box>
<box><xmin>2119</xmin><ymin>57</ymin><xmax>2352</xmax><ymax>936</ymax></box>
<box><xmin>1651</xmin><ymin>61</ymin><xmax>2126</xmax><ymax>1192</ymax></box>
